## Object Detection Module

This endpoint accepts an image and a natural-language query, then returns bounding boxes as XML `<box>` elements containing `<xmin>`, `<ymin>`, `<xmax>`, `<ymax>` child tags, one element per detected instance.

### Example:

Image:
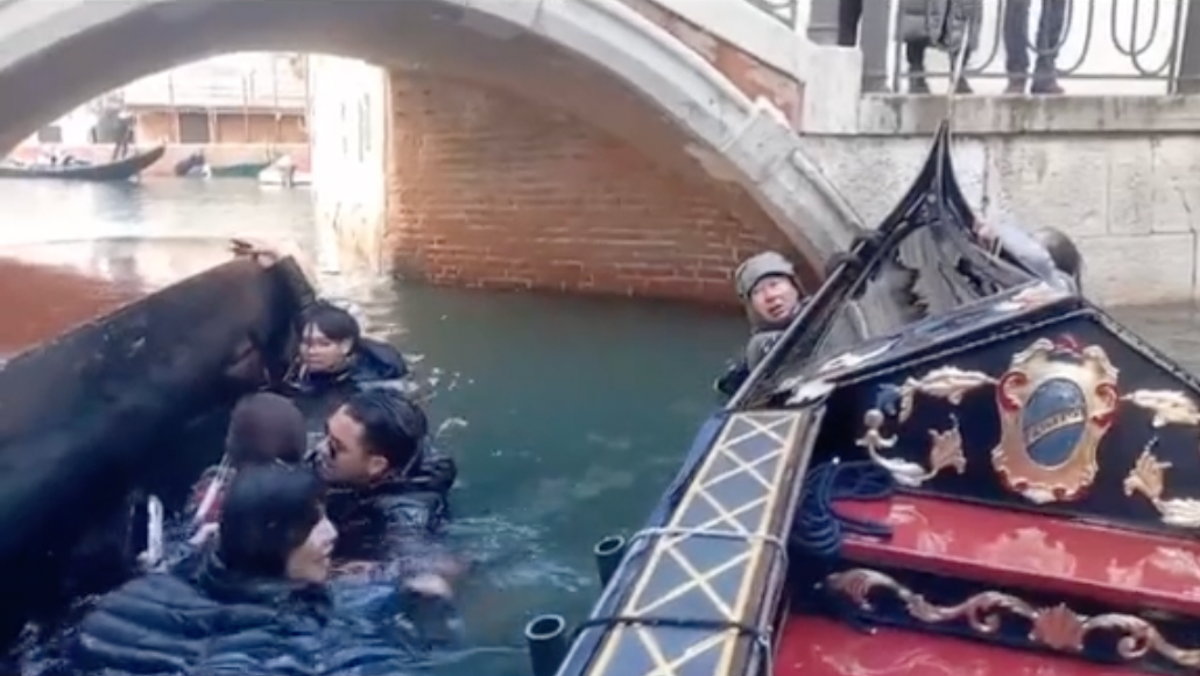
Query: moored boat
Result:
<box><xmin>0</xmin><ymin>145</ymin><xmax>166</xmax><ymax>182</ymax></box>
<box><xmin>172</xmin><ymin>152</ymin><xmax>274</xmax><ymax>179</ymax></box>
<box><xmin>527</xmin><ymin>122</ymin><xmax>1200</xmax><ymax>676</ymax></box>
<box><xmin>0</xmin><ymin>251</ymin><xmax>313</xmax><ymax>646</ymax></box>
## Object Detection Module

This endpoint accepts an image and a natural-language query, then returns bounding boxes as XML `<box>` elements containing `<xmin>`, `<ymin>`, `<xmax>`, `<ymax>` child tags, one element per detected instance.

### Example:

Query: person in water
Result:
<box><xmin>974</xmin><ymin>215</ymin><xmax>1083</xmax><ymax>292</ymax></box>
<box><xmin>319</xmin><ymin>389</ymin><xmax>458</xmax><ymax>582</ymax></box>
<box><xmin>714</xmin><ymin>251</ymin><xmax>807</xmax><ymax>397</ymax></box>
<box><xmin>70</xmin><ymin>464</ymin><xmax>418</xmax><ymax>676</ymax></box>
<box><xmin>284</xmin><ymin>301</ymin><xmax>410</xmax><ymax>397</ymax></box>
<box><xmin>188</xmin><ymin>392</ymin><xmax>309</xmax><ymax>529</ymax></box>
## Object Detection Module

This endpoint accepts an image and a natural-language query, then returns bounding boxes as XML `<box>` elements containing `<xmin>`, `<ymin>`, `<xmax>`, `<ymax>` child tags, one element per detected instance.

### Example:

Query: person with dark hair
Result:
<box><xmin>714</xmin><ymin>251</ymin><xmax>807</xmax><ymax>397</ymax></box>
<box><xmin>69</xmin><ymin>464</ymin><xmax>418</xmax><ymax>675</ymax></box>
<box><xmin>283</xmin><ymin>301</ymin><xmax>409</xmax><ymax>399</ymax></box>
<box><xmin>318</xmin><ymin>389</ymin><xmax>458</xmax><ymax>581</ymax></box>
<box><xmin>187</xmin><ymin>393</ymin><xmax>309</xmax><ymax>529</ymax></box>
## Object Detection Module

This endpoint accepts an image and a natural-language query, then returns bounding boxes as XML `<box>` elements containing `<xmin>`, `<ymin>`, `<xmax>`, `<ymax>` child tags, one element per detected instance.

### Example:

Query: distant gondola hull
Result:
<box><xmin>0</xmin><ymin>145</ymin><xmax>166</xmax><ymax>181</ymax></box>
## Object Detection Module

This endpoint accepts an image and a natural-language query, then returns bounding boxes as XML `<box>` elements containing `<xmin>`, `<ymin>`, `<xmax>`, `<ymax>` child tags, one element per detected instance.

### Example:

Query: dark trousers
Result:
<box><xmin>1004</xmin><ymin>0</ymin><xmax>1067</xmax><ymax>78</ymax></box>
<box><xmin>836</xmin><ymin>0</ymin><xmax>863</xmax><ymax>46</ymax></box>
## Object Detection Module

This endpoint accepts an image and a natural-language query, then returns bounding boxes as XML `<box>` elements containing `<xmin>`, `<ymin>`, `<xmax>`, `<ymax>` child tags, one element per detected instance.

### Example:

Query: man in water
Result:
<box><xmin>714</xmin><ymin>251</ymin><xmax>806</xmax><ymax>397</ymax></box>
<box><xmin>318</xmin><ymin>389</ymin><xmax>458</xmax><ymax>580</ymax></box>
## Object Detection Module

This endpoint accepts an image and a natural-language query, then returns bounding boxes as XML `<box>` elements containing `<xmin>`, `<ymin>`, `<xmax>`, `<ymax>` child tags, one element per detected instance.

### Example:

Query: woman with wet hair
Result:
<box><xmin>187</xmin><ymin>392</ymin><xmax>309</xmax><ymax>530</ymax></box>
<box><xmin>284</xmin><ymin>301</ymin><xmax>410</xmax><ymax>397</ymax></box>
<box><xmin>70</xmin><ymin>464</ymin><xmax>419</xmax><ymax>675</ymax></box>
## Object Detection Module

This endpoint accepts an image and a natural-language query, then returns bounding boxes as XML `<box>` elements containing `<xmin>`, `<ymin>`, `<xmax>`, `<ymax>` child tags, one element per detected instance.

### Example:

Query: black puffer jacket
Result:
<box><xmin>70</xmin><ymin>553</ymin><xmax>415</xmax><ymax>676</ymax></box>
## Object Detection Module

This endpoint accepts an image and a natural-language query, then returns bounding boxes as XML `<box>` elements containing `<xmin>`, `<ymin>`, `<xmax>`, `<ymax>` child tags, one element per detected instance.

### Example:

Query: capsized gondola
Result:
<box><xmin>539</xmin><ymin>122</ymin><xmax>1200</xmax><ymax>676</ymax></box>
<box><xmin>0</xmin><ymin>145</ymin><xmax>166</xmax><ymax>181</ymax></box>
<box><xmin>0</xmin><ymin>252</ymin><xmax>312</xmax><ymax>647</ymax></box>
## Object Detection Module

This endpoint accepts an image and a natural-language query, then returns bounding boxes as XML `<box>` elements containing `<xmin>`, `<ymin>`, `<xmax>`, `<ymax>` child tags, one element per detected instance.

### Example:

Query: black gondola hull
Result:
<box><xmin>0</xmin><ymin>145</ymin><xmax>166</xmax><ymax>181</ymax></box>
<box><xmin>0</xmin><ymin>256</ymin><xmax>310</xmax><ymax>645</ymax></box>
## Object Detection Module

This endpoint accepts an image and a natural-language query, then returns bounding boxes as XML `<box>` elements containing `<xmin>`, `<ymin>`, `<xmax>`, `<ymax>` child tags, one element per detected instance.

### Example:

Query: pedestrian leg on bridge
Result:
<box><xmin>1003</xmin><ymin>0</ymin><xmax>1066</xmax><ymax>94</ymax></box>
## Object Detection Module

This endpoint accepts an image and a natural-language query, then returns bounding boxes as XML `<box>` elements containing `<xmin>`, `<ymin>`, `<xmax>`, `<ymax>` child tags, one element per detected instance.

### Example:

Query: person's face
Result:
<box><xmin>749</xmin><ymin>276</ymin><xmax>800</xmax><ymax>323</ymax></box>
<box><xmin>321</xmin><ymin>406</ymin><xmax>389</xmax><ymax>486</ymax></box>
<box><xmin>300</xmin><ymin>323</ymin><xmax>352</xmax><ymax>373</ymax></box>
<box><xmin>285</xmin><ymin>512</ymin><xmax>337</xmax><ymax>584</ymax></box>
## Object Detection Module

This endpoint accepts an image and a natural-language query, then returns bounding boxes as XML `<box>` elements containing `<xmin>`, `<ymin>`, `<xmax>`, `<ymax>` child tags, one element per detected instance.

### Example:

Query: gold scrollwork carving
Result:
<box><xmin>1121</xmin><ymin>389</ymin><xmax>1200</xmax><ymax>429</ymax></box>
<box><xmin>894</xmin><ymin>366</ymin><xmax>997</xmax><ymax>423</ymax></box>
<box><xmin>857</xmin><ymin>410</ymin><xmax>966</xmax><ymax>488</ymax></box>
<box><xmin>1124</xmin><ymin>438</ymin><xmax>1200</xmax><ymax>528</ymax></box>
<box><xmin>825</xmin><ymin>567</ymin><xmax>1200</xmax><ymax>668</ymax></box>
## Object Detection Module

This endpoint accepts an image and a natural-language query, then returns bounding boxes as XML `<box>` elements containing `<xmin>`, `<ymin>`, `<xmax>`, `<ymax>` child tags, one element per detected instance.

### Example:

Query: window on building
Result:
<box><xmin>36</xmin><ymin>125</ymin><xmax>63</xmax><ymax>143</ymax></box>
<box><xmin>339</xmin><ymin>102</ymin><xmax>349</xmax><ymax>156</ymax></box>
<box><xmin>357</xmin><ymin>94</ymin><xmax>371</xmax><ymax>163</ymax></box>
<box><xmin>178</xmin><ymin>112</ymin><xmax>211</xmax><ymax>144</ymax></box>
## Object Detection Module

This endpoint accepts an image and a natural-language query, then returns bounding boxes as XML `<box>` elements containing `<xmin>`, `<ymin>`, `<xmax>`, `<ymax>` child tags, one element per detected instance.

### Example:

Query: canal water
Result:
<box><xmin>0</xmin><ymin>179</ymin><xmax>1197</xmax><ymax>676</ymax></box>
<box><xmin>0</xmin><ymin>179</ymin><xmax>744</xmax><ymax>676</ymax></box>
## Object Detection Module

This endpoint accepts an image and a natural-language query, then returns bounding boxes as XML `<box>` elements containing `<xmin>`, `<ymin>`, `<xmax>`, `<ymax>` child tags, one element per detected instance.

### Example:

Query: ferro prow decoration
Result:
<box><xmin>0</xmin><ymin>254</ymin><xmax>312</xmax><ymax>648</ymax></box>
<box><xmin>548</xmin><ymin>124</ymin><xmax>1048</xmax><ymax>676</ymax></box>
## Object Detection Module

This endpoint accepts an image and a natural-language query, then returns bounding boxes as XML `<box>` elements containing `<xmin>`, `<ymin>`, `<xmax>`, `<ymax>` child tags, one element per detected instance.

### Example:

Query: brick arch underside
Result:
<box><xmin>0</xmin><ymin>0</ymin><xmax>810</xmax><ymax>304</ymax></box>
<box><xmin>386</xmin><ymin>73</ymin><xmax>800</xmax><ymax>304</ymax></box>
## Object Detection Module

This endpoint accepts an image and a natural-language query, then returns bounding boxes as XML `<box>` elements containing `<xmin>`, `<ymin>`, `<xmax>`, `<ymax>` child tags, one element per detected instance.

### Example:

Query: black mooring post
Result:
<box><xmin>593</xmin><ymin>535</ymin><xmax>627</xmax><ymax>588</ymax></box>
<box><xmin>525</xmin><ymin>614</ymin><xmax>568</xmax><ymax>676</ymax></box>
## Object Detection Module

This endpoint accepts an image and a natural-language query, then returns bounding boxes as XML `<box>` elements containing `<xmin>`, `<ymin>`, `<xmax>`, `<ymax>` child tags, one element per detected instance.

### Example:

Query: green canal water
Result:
<box><xmin>0</xmin><ymin>179</ymin><xmax>746</xmax><ymax>675</ymax></box>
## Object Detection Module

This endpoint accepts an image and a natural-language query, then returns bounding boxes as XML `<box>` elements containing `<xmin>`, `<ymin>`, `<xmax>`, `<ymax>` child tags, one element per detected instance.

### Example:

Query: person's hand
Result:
<box><xmin>189</xmin><ymin>522</ymin><xmax>219</xmax><ymax>548</ymax></box>
<box><xmin>230</xmin><ymin>238</ymin><xmax>281</xmax><ymax>268</ymax></box>
<box><xmin>973</xmin><ymin>219</ymin><xmax>996</xmax><ymax>242</ymax></box>
<box><xmin>403</xmin><ymin>573</ymin><xmax>453</xmax><ymax>599</ymax></box>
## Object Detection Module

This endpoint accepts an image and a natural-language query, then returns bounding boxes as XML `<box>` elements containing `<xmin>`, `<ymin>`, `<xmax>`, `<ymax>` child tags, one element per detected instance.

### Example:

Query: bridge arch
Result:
<box><xmin>0</xmin><ymin>0</ymin><xmax>859</xmax><ymax>301</ymax></box>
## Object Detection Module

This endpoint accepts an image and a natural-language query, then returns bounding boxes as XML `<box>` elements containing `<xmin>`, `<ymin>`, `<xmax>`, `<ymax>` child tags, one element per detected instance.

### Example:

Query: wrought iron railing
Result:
<box><xmin>749</xmin><ymin>0</ymin><xmax>1200</xmax><ymax>96</ymax></box>
<box><xmin>890</xmin><ymin>0</ymin><xmax>1198</xmax><ymax>95</ymax></box>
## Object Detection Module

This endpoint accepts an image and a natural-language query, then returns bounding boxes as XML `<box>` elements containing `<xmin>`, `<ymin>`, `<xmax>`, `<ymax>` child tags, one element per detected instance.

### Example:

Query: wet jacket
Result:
<box><xmin>70</xmin><ymin>553</ymin><xmax>415</xmax><ymax>676</ymax></box>
<box><xmin>325</xmin><ymin>448</ymin><xmax>456</xmax><ymax>575</ymax></box>
<box><xmin>284</xmin><ymin>339</ymin><xmax>411</xmax><ymax>434</ymax></box>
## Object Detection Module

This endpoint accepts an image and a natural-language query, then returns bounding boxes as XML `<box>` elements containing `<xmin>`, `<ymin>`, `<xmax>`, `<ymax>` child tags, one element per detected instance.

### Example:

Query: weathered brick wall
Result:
<box><xmin>385</xmin><ymin>72</ymin><xmax>796</xmax><ymax>305</ymax></box>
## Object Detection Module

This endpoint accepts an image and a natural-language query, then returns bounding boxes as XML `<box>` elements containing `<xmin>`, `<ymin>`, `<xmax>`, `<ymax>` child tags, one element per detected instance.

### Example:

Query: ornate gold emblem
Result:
<box><xmin>825</xmin><ymin>567</ymin><xmax>1200</xmax><ymax>668</ymax></box>
<box><xmin>991</xmin><ymin>338</ymin><xmax>1119</xmax><ymax>504</ymax></box>
<box><xmin>1124</xmin><ymin>438</ymin><xmax>1200</xmax><ymax>527</ymax></box>
<box><xmin>857</xmin><ymin>410</ymin><xmax>966</xmax><ymax>488</ymax></box>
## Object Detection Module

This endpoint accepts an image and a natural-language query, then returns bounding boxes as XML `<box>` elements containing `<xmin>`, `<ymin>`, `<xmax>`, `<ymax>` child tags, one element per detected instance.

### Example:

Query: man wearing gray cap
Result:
<box><xmin>714</xmin><ymin>251</ymin><xmax>806</xmax><ymax>397</ymax></box>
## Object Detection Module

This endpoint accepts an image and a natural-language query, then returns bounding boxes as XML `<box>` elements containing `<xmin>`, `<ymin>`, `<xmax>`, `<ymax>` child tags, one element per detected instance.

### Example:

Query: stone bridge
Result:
<box><xmin>5</xmin><ymin>0</ymin><xmax>1200</xmax><ymax>305</ymax></box>
<box><xmin>0</xmin><ymin>0</ymin><xmax>870</xmax><ymax>303</ymax></box>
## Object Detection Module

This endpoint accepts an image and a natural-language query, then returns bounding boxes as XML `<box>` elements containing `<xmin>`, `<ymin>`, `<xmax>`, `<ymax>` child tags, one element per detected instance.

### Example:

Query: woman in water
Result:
<box><xmin>70</xmin><ymin>464</ymin><xmax>419</xmax><ymax>675</ymax></box>
<box><xmin>283</xmin><ymin>301</ymin><xmax>409</xmax><ymax>397</ymax></box>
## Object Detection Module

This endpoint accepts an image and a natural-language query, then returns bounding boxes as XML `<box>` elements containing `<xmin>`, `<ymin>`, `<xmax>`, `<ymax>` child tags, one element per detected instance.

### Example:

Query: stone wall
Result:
<box><xmin>797</xmin><ymin>96</ymin><xmax>1200</xmax><ymax>307</ymax></box>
